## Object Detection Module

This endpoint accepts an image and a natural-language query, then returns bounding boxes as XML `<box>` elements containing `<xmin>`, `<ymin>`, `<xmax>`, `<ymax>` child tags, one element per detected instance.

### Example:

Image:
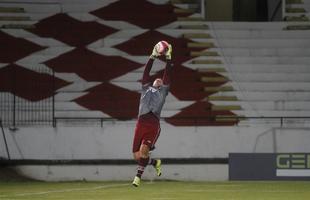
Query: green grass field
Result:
<box><xmin>0</xmin><ymin>180</ymin><xmax>310</xmax><ymax>200</ymax></box>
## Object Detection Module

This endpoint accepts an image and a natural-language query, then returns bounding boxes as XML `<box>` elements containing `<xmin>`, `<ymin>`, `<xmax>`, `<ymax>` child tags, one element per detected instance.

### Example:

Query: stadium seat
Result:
<box><xmin>1</xmin><ymin>0</ymin><xmax>310</xmax><ymax>127</ymax></box>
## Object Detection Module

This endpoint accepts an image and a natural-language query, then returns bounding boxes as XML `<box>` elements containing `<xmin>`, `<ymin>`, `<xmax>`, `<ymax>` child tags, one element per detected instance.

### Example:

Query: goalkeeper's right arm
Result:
<box><xmin>142</xmin><ymin>58</ymin><xmax>154</xmax><ymax>86</ymax></box>
<box><xmin>142</xmin><ymin>45</ymin><xmax>161</xmax><ymax>86</ymax></box>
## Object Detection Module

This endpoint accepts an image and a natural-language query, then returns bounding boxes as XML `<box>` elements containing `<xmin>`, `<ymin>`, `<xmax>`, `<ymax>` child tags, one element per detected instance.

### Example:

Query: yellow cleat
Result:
<box><xmin>132</xmin><ymin>176</ymin><xmax>141</xmax><ymax>187</ymax></box>
<box><xmin>155</xmin><ymin>159</ymin><xmax>162</xmax><ymax>176</ymax></box>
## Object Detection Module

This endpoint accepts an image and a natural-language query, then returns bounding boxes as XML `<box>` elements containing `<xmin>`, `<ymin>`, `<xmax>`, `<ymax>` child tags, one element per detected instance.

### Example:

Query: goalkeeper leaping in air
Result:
<box><xmin>132</xmin><ymin>42</ymin><xmax>173</xmax><ymax>187</ymax></box>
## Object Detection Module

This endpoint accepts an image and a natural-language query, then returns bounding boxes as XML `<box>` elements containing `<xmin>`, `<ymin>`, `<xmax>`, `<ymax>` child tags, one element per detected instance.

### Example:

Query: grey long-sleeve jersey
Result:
<box><xmin>138</xmin><ymin>57</ymin><xmax>172</xmax><ymax>119</ymax></box>
<box><xmin>138</xmin><ymin>84</ymin><xmax>169</xmax><ymax>119</ymax></box>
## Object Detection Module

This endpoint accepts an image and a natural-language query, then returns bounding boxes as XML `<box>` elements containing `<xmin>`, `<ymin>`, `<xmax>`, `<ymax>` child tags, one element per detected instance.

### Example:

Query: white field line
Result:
<box><xmin>0</xmin><ymin>183</ymin><xmax>129</xmax><ymax>198</ymax></box>
<box><xmin>186</xmin><ymin>184</ymin><xmax>243</xmax><ymax>187</ymax></box>
<box><xmin>213</xmin><ymin>184</ymin><xmax>243</xmax><ymax>187</ymax></box>
<box><xmin>186</xmin><ymin>189</ymin><xmax>301</xmax><ymax>193</ymax></box>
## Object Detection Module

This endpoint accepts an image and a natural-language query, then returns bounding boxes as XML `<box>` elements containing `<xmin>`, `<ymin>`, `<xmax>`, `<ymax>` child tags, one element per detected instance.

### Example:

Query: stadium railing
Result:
<box><xmin>53</xmin><ymin>116</ymin><xmax>310</xmax><ymax>128</ymax></box>
<box><xmin>0</xmin><ymin>118</ymin><xmax>10</xmax><ymax>160</ymax></box>
<box><xmin>0</xmin><ymin>65</ymin><xmax>54</xmax><ymax>128</ymax></box>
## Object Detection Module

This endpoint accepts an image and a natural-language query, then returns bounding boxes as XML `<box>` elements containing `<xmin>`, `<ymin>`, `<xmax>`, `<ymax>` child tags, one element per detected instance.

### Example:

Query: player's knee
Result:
<box><xmin>140</xmin><ymin>145</ymin><xmax>150</xmax><ymax>158</ymax></box>
<box><xmin>133</xmin><ymin>152</ymin><xmax>140</xmax><ymax>161</ymax></box>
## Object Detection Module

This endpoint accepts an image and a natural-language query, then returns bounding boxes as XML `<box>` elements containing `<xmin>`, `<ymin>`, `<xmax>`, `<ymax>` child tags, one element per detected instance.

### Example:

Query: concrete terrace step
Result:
<box><xmin>177</xmin><ymin>17</ymin><xmax>204</xmax><ymax>21</ymax></box>
<box><xmin>55</xmin><ymin>102</ymin><xmax>89</xmax><ymax>110</ymax></box>
<box><xmin>174</xmin><ymin>3</ymin><xmax>199</xmax><ymax>10</ymax></box>
<box><xmin>192</xmin><ymin>59</ymin><xmax>222</xmax><ymax>64</ymax></box>
<box><xmin>0</xmin><ymin>16</ymin><xmax>30</xmax><ymax>21</ymax></box>
<box><xmin>173</xmin><ymin>8</ymin><xmax>196</xmax><ymax>14</ymax></box>
<box><xmin>55</xmin><ymin>110</ymin><xmax>108</xmax><ymax>118</ymax></box>
<box><xmin>215</xmin><ymin>73</ymin><xmax>310</xmax><ymax>82</ymax></box>
<box><xmin>210</xmin><ymin>21</ymin><xmax>310</xmax><ymax>30</ymax></box>
<box><xmin>170</xmin><ymin>0</ymin><xmax>198</xmax><ymax>3</ymax></box>
<box><xmin>191</xmin><ymin>38</ymin><xmax>310</xmax><ymax>48</ymax></box>
<box><xmin>211</xmin><ymin>105</ymin><xmax>242</xmax><ymax>111</ymax></box>
<box><xmin>0</xmin><ymin>23</ymin><xmax>34</xmax><ymax>29</ymax></box>
<box><xmin>211</xmin><ymin>29</ymin><xmax>310</xmax><ymax>39</ymax></box>
<box><xmin>55</xmin><ymin>92</ymin><xmax>87</xmax><ymax>101</ymax></box>
<box><xmin>0</xmin><ymin>4</ymin><xmax>60</xmax><ymax>14</ymax></box>
<box><xmin>56</xmin><ymin>82</ymin><xmax>101</xmax><ymax>93</ymax></box>
<box><xmin>190</xmin><ymin>51</ymin><xmax>219</xmax><ymax>57</ymax></box>
<box><xmin>0</xmin><ymin>12</ymin><xmax>54</xmax><ymax>20</ymax></box>
<box><xmin>210</xmin><ymin>91</ymin><xmax>310</xmax><ymax>101</ymax></box>
<box><xmin>284</xmin><ymin>15</ymin><xmax>309</xmax><ymax>21</ymax></box>
<box><xmin>233</xmin><ymin>110</ymin><xmax>310</xmax><ymax>117</ymax></box>
<box><xmin>238</xmin><ymin>118</ymin><xmax>310</xmax><ymax>127</ymax></box>
<box><xmin>228</xmin><ymin>82</ymin><xmax>310</xmax><ymax>91</ymax></box>
<box><xmin>213</xmin><ymin>47</ymin><xmax>310</xmax><ymax>56</ymax></box>
<box><xmin>188</xmin><ymin>42</ymin><xmax>215</xmax><ymax>48</ymax></box>
<box><xmin>183</xmin><ymin>32</ymin><xmax>211</xmax><ymax>38</ymax></box>
<box><xmin>0</xmin><ymin>7</ymin><xmax>24</xmax><ymax>13</ymax></box>
<box><xmin>202</xmin><ymin>73</ymin><xmax>308</xmax><ymax>83</ymax></box>
<box><xmin>196</xmin><ymin>67</ymin><xmax>227</xmax><ymax>73</ymax></box>
<box><xmin>206</xmin><ymin>96</ymin><xmax>238</xmax><ymax>101</ymax></box>
<box><xmin>159</xmin><ymin>29</ymin><xmax>310</xmax><ymax>39</ymax></box>
<box><xmin>285</xmin><ymin>24</ymin><xmax>310</xmax><ymax>30</ymax></box>
<box><xmin>195</xmin><ymin>64</ymin><xmax>310</xmax><ymax>73</ymax></box>
<box><xmin>0</xmin><ymin>20</ymin><xmax>36</xmax><ymax>26</ymax></box>
<box><xmin>193</xmin><ymin>56</ymin><xmax>310</xmax><ymax>64</ymax></box>
<box><xmin>200</xmin><ymin>76</ymin><xmax>229</xmax><ymax>82</ymax></box>
<box><xmin>178</xmin><ymin>24</ymin><xmax>209</xmax><ymax>29</ymax></box>
<box><xmin>284</xmin><ymin>13</ymin><xmax>310</xmax><ymax>18</ymax></box>
<box><xmin>204</xmin><ymin>86</ymin><xmax>234</xmax><ymax>92</ymax></box>
<box><xmin>215</xmin><ymin>115</ymin><xmax>244</xmax><ymax>122</ymax></box>
<box><xmin>166</xmin><ymin>21</ymin><xmax>310</xmax><ymax>30</ymax></box>
<box><xmin>286</xmin><ymin>7</ymin><xmax>307</xmax><ymax>13</ymax></box>
<box><xmin>286</xmin><ymin>0</ymin><xmax>303</xmax><ymax>4</ymax></box>
<box><xmin>0</xmin><ymin>1</ymin><xmax>106</xmax><ymax>13</ymax></box>
<box><xmin>210</xmin><ymin>101</ymin><xmax>310</xmax><ymax>111</ymax></box>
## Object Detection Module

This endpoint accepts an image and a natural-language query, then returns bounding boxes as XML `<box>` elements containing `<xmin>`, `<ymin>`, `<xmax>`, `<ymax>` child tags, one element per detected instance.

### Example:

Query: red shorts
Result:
<box><xmin>132</xmin><ymin>115</ymin><xmax>160</xmax><ymax>153</ymax></box>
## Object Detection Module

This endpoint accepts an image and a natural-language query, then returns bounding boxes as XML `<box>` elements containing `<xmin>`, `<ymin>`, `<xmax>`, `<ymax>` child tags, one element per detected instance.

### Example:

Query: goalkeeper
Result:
<box><xmin>132</xmin><ymin>42</ymin><xmax>173</xmax><ymax>187</ymax></box>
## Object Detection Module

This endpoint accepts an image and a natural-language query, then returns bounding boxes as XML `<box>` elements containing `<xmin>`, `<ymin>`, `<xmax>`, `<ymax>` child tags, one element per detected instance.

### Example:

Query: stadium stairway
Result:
<box><xmin>0</xmin><ymin>1</ymin><xmax>36</xmax><ymax>29</ymax></box>
<box><xmin>1</xmin><ymin>0</ymin><xmax>310</xmax><ymax>127</ymax></box>
<box><xmin>284</xmin><ymin>0</ymin><xmax>310</xmax><ymax>29</ymax></box>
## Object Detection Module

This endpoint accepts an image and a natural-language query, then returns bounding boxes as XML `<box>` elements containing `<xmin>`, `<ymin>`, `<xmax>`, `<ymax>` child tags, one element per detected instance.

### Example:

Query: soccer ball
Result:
<box><xmin>155</xmin><ymin>41</ymin><xmax>169</xmax><ymax>55</ymax></box>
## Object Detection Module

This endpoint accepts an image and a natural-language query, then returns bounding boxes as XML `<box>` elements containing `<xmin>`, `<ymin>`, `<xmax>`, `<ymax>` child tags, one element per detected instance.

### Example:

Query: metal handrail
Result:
<box><xmin>282</xmin><ymin>0</ymin><xmax>286</xmax><ymax>21</ymax></box>
<box><xmin>53</xmin><ymin>116</ymin><xmax>310</xmax><ymax>128</ymax></box>
<box><xmin>0</xmin><ymin>119</ymin><xmax>11</xmax><ymax>160</ymax></box>
<box><xmin>201</xmin><ymin>0</ymin><xmax>206</xmax><ymax>19</ymax></box>
<box><xmin>270</xmin><ymin>0</ymin><xmax>283</xmax><ymax>21</ymax></box>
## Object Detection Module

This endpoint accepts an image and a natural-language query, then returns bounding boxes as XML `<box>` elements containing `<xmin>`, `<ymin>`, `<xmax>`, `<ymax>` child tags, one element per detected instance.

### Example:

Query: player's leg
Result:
<box><xmin>137</xmin><ymin>144</ymin><xmax>150</xmax><ymax>175</ymax></box>
<box><xmin>150</xmin><ymin>127</ymin><xmax>161</xmax><ymax>176</ymax></box>
<box><xmin>132</xmin><ymin>122</ymin><xmax>161</xmax><ymax>187</ymax></box>
<box><xmin>132</xmin><ymin>121</ymin><xmax>143</xmax><ymax>186</ymax></box>
<box><xmin>132</xmin><ymin>144</ymin><xmax>149</xmax><ymax>187</ymax></box>
<box><xmin>135</xmin><ymin>126</ymin><xmax>161</xmax><ymax>179</ymax></box>
<box><xmin>133</xmin><ymin>151</ymin><xmax>140</xmax><ymax>161</ymax></box>
<box><xmin>132</xmin><ymin>121</ymin><xmax>143</xmax><ymax>161</ymax></box>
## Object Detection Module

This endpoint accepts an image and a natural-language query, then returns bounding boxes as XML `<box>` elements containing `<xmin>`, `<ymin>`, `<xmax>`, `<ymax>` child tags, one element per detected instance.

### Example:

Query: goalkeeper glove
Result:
<box><xmin>165</xmin><ymin>44</ymin><xmax>172</xmax><ymax>60</ymax></box>
<box><xmin>150</xmin><ymin>45</ymin><xmax>160</xmax><ymax>59</ymax></box>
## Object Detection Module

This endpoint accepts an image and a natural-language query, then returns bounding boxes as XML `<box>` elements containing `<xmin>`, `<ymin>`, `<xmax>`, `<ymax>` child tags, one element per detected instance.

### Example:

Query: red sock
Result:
<box><xmin>136</xmin><ymin>157</ymin><xmax>149</xmax><ymax>178</ymax></box>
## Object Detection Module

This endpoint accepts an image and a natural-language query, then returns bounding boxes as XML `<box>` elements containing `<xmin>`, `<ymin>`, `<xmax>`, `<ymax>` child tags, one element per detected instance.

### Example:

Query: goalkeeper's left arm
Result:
<box><xmin>162</xmin><ymin>44</ymin><xmax>172</xmax><ymax>86</ymax></box>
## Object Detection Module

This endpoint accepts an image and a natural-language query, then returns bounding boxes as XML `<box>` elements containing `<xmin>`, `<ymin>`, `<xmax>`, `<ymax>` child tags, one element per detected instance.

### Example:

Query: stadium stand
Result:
<box><xmin>0</xmin><ymin>0</ymin><xmax>310</xmax><ymax>127</ymax></box>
